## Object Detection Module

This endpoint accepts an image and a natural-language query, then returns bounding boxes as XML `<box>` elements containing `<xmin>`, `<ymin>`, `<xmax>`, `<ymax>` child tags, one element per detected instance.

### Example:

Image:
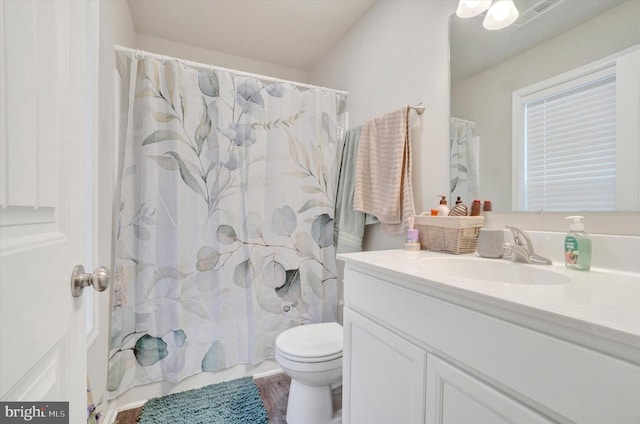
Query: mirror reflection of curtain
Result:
<box><xmin>450</xmin><ymin>117</ymin><xmax>479</xmax><ymax>203</ymax></box>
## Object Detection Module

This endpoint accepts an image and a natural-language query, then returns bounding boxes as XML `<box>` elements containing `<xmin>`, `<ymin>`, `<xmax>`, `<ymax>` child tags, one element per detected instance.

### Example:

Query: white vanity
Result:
<box><xmin>337</xmin><ymin>250</ymin><xmax>640</xmax><ymax>424</ymax></box>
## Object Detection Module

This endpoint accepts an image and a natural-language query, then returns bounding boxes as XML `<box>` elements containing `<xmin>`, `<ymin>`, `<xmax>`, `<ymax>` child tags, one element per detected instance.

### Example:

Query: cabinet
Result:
<box><xmin>340</xmin><ymin>259</ymin><xmax>640</xmax><ymax>424</ymax></box>
<box><xmin>343</xmin><ymin>308</ymin><xmax>426</xmax><ymax>424</ymax></box>
<box><xmin>343</xmin><ymin>306</ymin><xmax>548</xmax><ymax>424</ymax></box>
<box><xmin>426</xmin><ymin>354</ymin><xmax>551</xmax><ymax>424</ymax></box>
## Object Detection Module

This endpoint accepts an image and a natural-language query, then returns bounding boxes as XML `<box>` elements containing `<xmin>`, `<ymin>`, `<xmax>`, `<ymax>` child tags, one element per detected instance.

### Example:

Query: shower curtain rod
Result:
<box><xmin>114</xmin><ymin>45</ymin><xmax>349</xmax><ymax>97</ymax></box>
<box><xmin>451</xmin><ymin>116</ymin><xmax>476</xmax><ymax>127</ymax></box>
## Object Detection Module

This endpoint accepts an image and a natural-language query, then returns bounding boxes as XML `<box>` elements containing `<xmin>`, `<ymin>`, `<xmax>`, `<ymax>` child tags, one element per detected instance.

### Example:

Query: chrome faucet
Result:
<box><xmin>502</xmin><ymin>226</ymin><xmax>552</xmax><ymax>265</ymax></box>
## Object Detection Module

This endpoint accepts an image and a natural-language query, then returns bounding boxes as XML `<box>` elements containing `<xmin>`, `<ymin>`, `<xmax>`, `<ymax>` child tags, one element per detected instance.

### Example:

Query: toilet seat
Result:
<box><xmin>276</xmin><ymin>322</ymin><xmax>343</xmax><ymax>363</ymax></box>
<box><xmin>277</xmin><ymin>348</ymin><xmax>343</xmax><ymax>363</ymax></box>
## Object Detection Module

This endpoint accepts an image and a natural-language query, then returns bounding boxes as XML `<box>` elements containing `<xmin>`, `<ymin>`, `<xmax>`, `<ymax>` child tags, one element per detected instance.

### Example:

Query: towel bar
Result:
<box><xmin>409</xmin><ymin>103</ymin><xmax>425</xmax><ymax>115</ymax></box>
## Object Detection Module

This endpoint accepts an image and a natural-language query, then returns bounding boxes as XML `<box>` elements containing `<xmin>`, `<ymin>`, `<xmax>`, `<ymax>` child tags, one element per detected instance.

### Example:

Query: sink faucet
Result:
<box><xmin>502</xmin><ymin>226</ymin><xmax>552</xmax><ymax>265</ymax></box>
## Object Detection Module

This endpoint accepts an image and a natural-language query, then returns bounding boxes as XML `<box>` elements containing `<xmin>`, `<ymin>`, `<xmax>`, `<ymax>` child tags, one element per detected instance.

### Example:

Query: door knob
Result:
<box><xmin>71</xmin><ymin>265</ymin><xmax>110</xmax><ymax>297</ymax></box>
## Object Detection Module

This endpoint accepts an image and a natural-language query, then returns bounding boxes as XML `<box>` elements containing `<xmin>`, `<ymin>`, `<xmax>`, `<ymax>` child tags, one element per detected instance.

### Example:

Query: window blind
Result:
<box><xmin>523</xmin><ymin>75</ymin><xmax>616</xmax><ymax>211</ymax></box>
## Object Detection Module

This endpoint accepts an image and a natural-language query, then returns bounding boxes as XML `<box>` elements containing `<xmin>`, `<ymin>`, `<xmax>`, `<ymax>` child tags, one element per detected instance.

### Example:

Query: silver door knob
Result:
<box><xmin>71</xmin><ymin>265</ymin><xmax>110</xmax><ymax>297</ymax></box>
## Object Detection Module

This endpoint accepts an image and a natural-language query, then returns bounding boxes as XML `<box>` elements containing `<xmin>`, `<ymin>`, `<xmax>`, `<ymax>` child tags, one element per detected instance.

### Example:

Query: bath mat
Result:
<box><xmin>138</xmin><ymin>376</ymin><xmax>268</xmax><ymax>424</ymax></box>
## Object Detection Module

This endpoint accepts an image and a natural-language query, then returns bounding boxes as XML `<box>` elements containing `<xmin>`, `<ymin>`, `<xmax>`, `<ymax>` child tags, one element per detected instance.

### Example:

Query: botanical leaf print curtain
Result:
<box><xmin>450</xmin><ymin>117</ymin><xmax>479</xmax><ymax>203</ymax></box>
<box><xmin>108</xmin><ymin>52</ymin><xmax>344</xmax><ymax>397</ymax></box>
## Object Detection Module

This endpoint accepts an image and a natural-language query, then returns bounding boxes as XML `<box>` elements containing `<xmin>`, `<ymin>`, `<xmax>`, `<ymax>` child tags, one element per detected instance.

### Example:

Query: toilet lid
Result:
<box><xmin>276</xmin><ymin>322</ymin><xmax>343</xmax><ymax>361</ymax></box>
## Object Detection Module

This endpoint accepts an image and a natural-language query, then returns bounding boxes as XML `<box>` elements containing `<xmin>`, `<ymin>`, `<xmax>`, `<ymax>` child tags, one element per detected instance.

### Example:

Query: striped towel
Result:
<box><xmin>354</xmin><ymin>106</ymin><xmax>415</xmax><ymax>234</ymax></box>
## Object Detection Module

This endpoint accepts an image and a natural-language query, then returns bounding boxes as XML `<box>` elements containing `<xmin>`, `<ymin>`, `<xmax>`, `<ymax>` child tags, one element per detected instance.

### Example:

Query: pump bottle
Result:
<box><xmin>564</xmin><ymin>216</ymin><xmax>591</xmax><ymax>271</ymax></box>
<box><xmin>436</xmin><ymin>195</ymin><xmax>450</xmax><ymax>216</ymax></box>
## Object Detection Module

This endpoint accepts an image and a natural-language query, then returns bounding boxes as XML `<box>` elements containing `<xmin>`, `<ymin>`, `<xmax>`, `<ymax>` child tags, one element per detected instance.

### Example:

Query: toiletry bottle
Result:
<box><xmin>564</xmin><ymin>216</ymin><xmax>591</xmax><ymax>271</ymax></box>
<box><xmin>449</xmin><ymin>201</ymin><xmax>468</xmax><ymax>216</ymax></box>
<box><xmin>470</xmin><ymin>200</ymin><xmax>481</xmax><ymax>216</ymax></box>
<box><xmin>405</xmin><ymin>216</ymin><xmax>421</xmax><ymax>251</ymax></box>
<box><xmin>436</xmin><ymin>195</ymin><xmax>450</xmax><ymax>216</ymax></box>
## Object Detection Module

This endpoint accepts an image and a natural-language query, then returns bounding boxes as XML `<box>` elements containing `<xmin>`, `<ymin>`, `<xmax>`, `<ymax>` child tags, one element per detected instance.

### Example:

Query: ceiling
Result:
<box><xmin>450</xmin><ymin>0</ymin><xmax>626</xmax><ymax>83</ymax></box>
<box><xmin>127</xmin><ymin>0</ymin><xmax>626</xmax><ymax>80</ymax></box>
<box><xmin>126</xmin><ymin>0</ymin><xmax>376</xmax><ymax>71</ymax></box>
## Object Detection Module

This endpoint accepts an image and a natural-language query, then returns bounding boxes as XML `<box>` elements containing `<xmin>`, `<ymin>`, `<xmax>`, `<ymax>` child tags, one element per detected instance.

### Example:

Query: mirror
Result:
<box><xmin>450</xmin><ymin>0</ymin><xmax>640</xmax><ymax>211</ymax></box>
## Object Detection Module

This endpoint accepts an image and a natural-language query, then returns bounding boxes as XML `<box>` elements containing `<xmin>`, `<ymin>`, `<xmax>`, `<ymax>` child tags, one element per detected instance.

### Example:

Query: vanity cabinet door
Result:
<box><xmin>426</xmin><ymin>354</ymin><xmax>553</xmax><ymax>424</ymax></box>
<box><xmin>343</xmin><ymin>307</ymin><xmax>427</xmax><ymax>424</ymax></box>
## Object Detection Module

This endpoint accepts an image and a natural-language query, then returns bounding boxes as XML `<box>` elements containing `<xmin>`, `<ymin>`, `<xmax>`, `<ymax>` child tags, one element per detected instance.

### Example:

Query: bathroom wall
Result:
<box><xmin>308</xmin><ymin>1</ymin><xmax>639</xmax><ymax>329</ymax></box>
<box><xmin>306</xmin><ymin>0</ymin><xmax>455</xmax><ymax>326</ymax></box>
<box><xmin>135</xmin><ymin>33</ymin><xmax>307</xmax><ymax>83</ymax></box>
<box><xmin>310</xmin><ymin>1</ymin><xmax>640</xmax><ymax>241</ymax></box>
<box><xmin>309</xmin><ymin>0</ymin><xmax>457</xmax><ymax>250</ymax></box>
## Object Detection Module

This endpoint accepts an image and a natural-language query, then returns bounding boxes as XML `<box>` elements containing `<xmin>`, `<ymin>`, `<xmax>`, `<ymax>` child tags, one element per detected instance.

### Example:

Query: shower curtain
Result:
<box><xmin>450</xmin><ymin>117</ymin><xmax>479</xmax><ymax>203</ymax></box>
<box><xmin>107</xmin><ymin>52</ymin><xmax>345</xmax><ymax>396</ymax></box>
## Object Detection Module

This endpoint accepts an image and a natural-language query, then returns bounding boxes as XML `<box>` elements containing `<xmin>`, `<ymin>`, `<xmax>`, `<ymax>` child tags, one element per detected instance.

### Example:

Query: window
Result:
<box><xmin>513</xmin><ymin>66</ymin><xmax>616</xmax><ymax>211</ymax></box>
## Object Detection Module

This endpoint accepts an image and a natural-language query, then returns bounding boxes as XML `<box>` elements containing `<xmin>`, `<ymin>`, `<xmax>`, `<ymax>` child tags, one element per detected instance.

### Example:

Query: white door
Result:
<box><xmin>0</xmin><ymin>1</ymin><xmax>101</xmax><ymax>422</ymax></box>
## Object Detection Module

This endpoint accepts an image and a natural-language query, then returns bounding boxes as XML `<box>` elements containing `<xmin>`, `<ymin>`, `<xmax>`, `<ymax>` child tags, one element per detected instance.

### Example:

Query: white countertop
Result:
<box><xmin>338</xmin><ymin>249</ymin><xmax>640</xmax><ymax>363</ymax></box>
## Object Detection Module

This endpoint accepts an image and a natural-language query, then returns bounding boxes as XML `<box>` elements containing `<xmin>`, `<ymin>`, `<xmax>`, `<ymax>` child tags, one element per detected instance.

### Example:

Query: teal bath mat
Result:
<box><xmin>138</xmin><ymin>376</ymin><xmax>268</xmax><ymax>423</ymax></box>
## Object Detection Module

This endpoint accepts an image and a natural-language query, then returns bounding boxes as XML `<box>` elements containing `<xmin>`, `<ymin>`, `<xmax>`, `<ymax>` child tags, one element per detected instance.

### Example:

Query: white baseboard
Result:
<box><xmin>101</xmin><ymin>401</ymin><xmax>120</xmax><ymax>424</ymax></box>
<box><xmin>253</xmin><ymin>365</ymin><xmax>283</xmax><ymax>379</ymax></box>
<box><xmin>113</xmin><ymin>398</ymin><xmax>147</xmax><ymax>416</ymax></box>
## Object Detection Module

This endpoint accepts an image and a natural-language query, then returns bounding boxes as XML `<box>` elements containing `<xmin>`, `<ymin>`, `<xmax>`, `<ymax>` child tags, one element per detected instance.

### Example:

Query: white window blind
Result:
<box><xmin>523</xmin><ymin>75</ymin><xmax>616</xmax><ymax>211</ymax></box>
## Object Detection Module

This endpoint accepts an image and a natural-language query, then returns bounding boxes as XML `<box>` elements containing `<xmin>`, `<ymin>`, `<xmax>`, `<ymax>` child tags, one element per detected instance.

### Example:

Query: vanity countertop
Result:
<box><xmin>338</xmin><ymin>249</ymin><xmax>640</xmax><ymax>365</ymax></box>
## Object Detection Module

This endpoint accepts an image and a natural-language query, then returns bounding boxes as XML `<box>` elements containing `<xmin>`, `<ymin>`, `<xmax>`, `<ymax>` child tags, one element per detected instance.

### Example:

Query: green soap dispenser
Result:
<box><xmin>564</xmin><ymin>216</ymin><xmax>591</xmax><ymax>271</ymax></box>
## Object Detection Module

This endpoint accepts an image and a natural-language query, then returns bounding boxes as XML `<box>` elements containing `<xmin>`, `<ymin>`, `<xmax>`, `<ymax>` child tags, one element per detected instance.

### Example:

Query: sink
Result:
<box><xmin>417</xmin><ymin>257</ymin><xmax>571</xmax><ymax>285</ymax></box>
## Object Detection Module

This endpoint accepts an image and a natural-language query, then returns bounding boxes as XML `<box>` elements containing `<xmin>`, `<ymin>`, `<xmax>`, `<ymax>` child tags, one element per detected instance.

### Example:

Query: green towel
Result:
<box><xmin>334</xmin><ymin>127</ymin><xmax>377</xmax><ymax>253</ymax></box>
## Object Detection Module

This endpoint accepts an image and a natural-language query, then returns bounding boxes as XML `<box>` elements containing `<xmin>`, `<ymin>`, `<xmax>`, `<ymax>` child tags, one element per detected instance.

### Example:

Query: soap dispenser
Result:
<box><xmin>564</xmin><ymin>216</ymin><xmax>591</xmax><ymax>271</ymax></box>
<box><xmin>436</xmin><ymin>195</ymin><xmax>450</xmax><ymax>216</ymax></box>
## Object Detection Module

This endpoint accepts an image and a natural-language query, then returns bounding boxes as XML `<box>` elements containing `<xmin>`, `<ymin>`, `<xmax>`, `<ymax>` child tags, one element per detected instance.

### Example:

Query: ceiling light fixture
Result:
<box><xmin>483</xmin><ymin>0</ymin><xmax>520</xmax><ymax>30</ymax></box>
<box><xmin>455</xmin><ymin>0</ymin><xmax>520</xmax><ymax>30</ymax></box>
<box><xmin>456</xmin><ymin>0</ymin><xmax>492</xmax><ymax>18</ymax></box>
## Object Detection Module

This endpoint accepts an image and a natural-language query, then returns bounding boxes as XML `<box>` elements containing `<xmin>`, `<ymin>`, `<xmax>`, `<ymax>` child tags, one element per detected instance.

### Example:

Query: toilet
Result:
<box><xmin>275</xmin><ymin>322</ymin><xmax>343</xmax><ymax>424</ymax></box>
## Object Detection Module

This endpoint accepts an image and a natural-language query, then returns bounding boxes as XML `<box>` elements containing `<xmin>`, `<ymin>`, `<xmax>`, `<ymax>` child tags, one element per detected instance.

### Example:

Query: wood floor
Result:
<box><xmin>114</xmin><ymin>373</ymin><xmax>293</xmax><ymax>424</ymax></box>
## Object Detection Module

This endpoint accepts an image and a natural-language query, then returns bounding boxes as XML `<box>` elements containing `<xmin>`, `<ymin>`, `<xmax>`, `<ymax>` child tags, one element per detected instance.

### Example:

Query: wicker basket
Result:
<box><xmin>414</xmin><ymin>215</ymin><xmax>484</xmax><ymax>254</ymax></box>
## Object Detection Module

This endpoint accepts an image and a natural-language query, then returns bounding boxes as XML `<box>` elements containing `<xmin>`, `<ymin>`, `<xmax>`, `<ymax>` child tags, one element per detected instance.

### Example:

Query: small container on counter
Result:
<box><xmin>564</xmin><ymin>216</ymin><xmax>591</xmax><ymax>271</ymax></box>
<box><xmin>477</xmin><ymin>228</ymin><xmax>505</xmax><ymax>258</ymax></box>
<box><xmin>405</xmin><ymin>216</ymin><xmax>421</xmax><ymax>251</ymax></box>
<box><xmin>436</xmin><ymin>195</ymin><xmax>450</xmax><ymax>216</ymax></box>
<box><xmin>470</xmin><ymin>200</ymin><xmax>482</xmax><ymax>216</ymax></box>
